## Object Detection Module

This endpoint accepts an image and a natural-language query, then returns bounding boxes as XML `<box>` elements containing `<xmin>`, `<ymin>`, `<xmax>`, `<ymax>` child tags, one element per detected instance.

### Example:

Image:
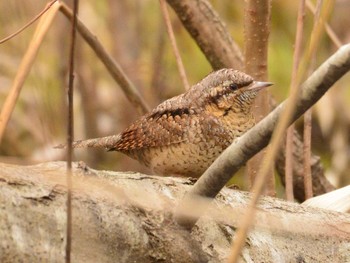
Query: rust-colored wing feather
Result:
<box><xmin>109</xmin><ymin>95</ymin><xmax>195</xmax><ymax>151</ymax></box>
<box><xmin>109</xmin><ymin>110</ymin><xmax>193</xmax><ymax>151</ymax></box>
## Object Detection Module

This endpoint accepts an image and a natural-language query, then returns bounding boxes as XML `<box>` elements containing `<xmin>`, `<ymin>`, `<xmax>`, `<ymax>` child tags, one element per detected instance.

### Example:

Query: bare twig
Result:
<box><xmin>0</xmin><ymin>0</ymin><xmax>58</xmax><ymax>44</ymax></box>
<box><xmin>0</xmin><ymin>1</ymin><xmax>61</xmax><ymax>143</ymax></box>
<box><xmin>286</xmin><ymin>0</ymin><xmax>306</xmax><ymax>201</ymax></box>
<box><xmin>306</xmin><ymin>0</ymin><xmax>342</xmax><ymax>48</ymax></box>
<box><xmin>159</xmin><ymin>0</ymin><xmax>190</xmax><ymax>90</ymax></box>
<box><xmin>303</xmin><ymin>0</ymin><xmax>322</xmax><ymax>201</ymax></box>
<box><xmin>59</xmin><ymin>3</ymin><xmax>150</xmax><ymax>115</ymax></box>
<box><xmin>65</xmin><ymin>0</ymin><xmax>79</xmax><ymax>261</ymax></box>
<box><xmin>303</xmin><ymin>110</ymin><xmax>313</xmax><ymax>199</ymax></box>
<box><xmin>176</xmin><ymin>44</ymin><xmax>350</xmax><ymax>229</ymax></box>
<box><xmin>285</xmin><ymin>125</ymin><xmax>295</xmax><ymax>201</ymax></box>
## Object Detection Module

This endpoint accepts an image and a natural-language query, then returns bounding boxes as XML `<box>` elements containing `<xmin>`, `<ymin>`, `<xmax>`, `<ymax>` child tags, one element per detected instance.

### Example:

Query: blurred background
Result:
<box><xmin>0</xmin><ymin>0</ymin><xmax>349</xmax><ymax>190</ymax></box>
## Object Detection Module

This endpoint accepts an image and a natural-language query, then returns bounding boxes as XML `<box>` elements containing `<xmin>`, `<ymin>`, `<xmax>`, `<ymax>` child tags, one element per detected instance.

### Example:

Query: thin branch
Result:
<box><xmin>306</xmin><ymin>0</ymin><xmax>342</xmax><ymax>48</ymax></box>
<box><xmin>59</xmin><ymin>3</ymin><xmax>150</xmax><ymax>115</ymax></box>
<box><xmin>285</xmin><ymin>126</ymin><xmax>295</xmax><ymax>201</ymax></box>
<box><xmin>65</xmin><ymin>0</ymin><xmax>79</xmax><ymax>262</ymax></box>
<box><xmin>0</xmin><ymin>1</ymin><xmax>61</xmax><ymax>143</ymax></box>
<box><xmin>286</xmin><ymin>0</ymin><xmax>306</xmax><ymax>202</ymax></box>
<box><xmin>303</xmin><ymin>0</ymin><xmax>322</xmax><ymax>201</ymax></box>
<box><xmin>176</xmin><ymin>44</ymin><xmax>350</xmax><ymax>229</ymax></box>
<box><xmin>303</xmin><ymin>110</ymin><xmax>313</xmax><ymax>199</ymax></box>
<box><xmin>0</xmin><ymin>0</ymin><xmax>58</xmax><ymax>44</ymax></box>
<box><xmin>159</xmin><ymin>0</ymin><xmax>190</xmax><ymax>90</ymax></box>
<box><xmin>305</xmin><ymin>0</ymin><xmax>335</xmax><ymax>200</ymax></box>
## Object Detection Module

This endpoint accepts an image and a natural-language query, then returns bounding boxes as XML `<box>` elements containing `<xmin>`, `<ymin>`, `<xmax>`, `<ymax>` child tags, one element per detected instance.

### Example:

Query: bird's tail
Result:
<box><xmin>54</xmin><ymin>134</ymin><xmax>121</xmax><ymax>150</ymax></box>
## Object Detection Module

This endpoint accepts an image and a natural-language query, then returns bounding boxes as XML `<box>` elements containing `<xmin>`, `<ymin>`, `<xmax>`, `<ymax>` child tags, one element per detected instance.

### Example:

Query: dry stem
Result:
<box><xmin>159</xmin><ymin>0</ymin><xmax>190</xmax><ymax>90</ymax></box>
<box><xmin>59</xmin><ymin>3</ymin><xmax>150</xmax><ymax>115</ymax></box>
<box><xmin>285</xmin><ymin>0</ymin><xmax>306</xmax><ymax>201</ymax></box>
<box><xmin>0</xmin><ymin>1</ymin><xmax>61</xmax><ymax>143</ymax></box>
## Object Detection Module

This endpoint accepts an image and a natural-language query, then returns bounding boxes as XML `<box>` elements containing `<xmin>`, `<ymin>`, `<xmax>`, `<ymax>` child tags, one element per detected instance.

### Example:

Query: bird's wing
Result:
<box><xmin>110</xmin><ymin>105</ymin><xmax>232</xmax><ymax>152</ymax></box>
<box><xmin>110</xmin><ymin>111</ymin><xmax>191</xmax><ymax>151</ymax></box>
<box><xmin>109</xmin><ymin>96</ymin><xmax>194</xmax><ymax>151</ymax></box>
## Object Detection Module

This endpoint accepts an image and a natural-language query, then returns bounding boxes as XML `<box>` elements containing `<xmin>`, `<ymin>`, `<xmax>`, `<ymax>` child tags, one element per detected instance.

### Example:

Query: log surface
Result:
<box><xmin>0</xmin><ymin>162</ymin><xmax>349</xmax><ymax>262</ymax></box>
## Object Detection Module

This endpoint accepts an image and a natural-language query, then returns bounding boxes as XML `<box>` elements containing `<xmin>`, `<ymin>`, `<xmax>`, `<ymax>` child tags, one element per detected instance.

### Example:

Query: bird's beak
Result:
<box><xmin>248</xmin><ymin>81</ymin><xmax>273</xmax><ymax>91</ymax></box>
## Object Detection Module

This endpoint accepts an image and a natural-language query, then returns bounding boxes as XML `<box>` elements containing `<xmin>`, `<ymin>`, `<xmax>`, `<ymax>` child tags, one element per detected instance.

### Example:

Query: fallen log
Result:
<box><xmin>0</xmin><ymin>162</ymin><xmax>349</xmax><ymax>262</ymax></box>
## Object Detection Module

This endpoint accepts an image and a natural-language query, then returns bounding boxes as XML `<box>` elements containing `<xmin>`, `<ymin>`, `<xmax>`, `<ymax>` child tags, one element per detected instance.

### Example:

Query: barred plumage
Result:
<box><xmin>56</xmin><ymin>69</ymin><xmax>272</xmax><ymax>177</ymax></box>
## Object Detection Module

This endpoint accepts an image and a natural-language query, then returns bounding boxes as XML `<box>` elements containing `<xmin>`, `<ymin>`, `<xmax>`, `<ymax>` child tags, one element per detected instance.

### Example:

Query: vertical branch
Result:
<box><xmin>227</xmin><ymin>1</ymin><xmax>272</xmax><ymax>261</ymax></box>
<box><xmin>303</xmin><ymin>109</ymin><xmax>313</xmax><ymax>199</ymax></box>
<box><xmin>285</xmin><ymin>126</ymin><xmax>295</xmax><ymax>201</ymax></box>
<box><xmin>159</xmin><ymin>0</ymin><xmax>190</xmax><ymax>90</ymax></box>
<box><xmin>243</xmin><ymin>0</ymin><xmax>274</xmax><ymax>196</ymax></box>
<box><xmin>303</xmin><ymin>0</ymin><xmax>322</xmax><ymax>201</ymax></box>
<box><xmin>286</xmin><ymin>0</ymin><xmax>306</xmax><ymax>202</ymax></box>
<box><xmin>66</xmin><ymin>0</ymin><xmax>79</xmax><ymax>262</ymax></box>
<box><xmin>304</xmin><ymin>0</ymin><xmax>335</xmax><ymax>199</ymax></box>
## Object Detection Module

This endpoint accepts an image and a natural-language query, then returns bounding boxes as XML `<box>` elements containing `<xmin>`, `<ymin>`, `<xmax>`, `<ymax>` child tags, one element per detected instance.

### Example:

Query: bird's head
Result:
<box><xmin>189</xmin><ymin>69</ymin><xmax>273</xmax><ymax>115</ymax></box>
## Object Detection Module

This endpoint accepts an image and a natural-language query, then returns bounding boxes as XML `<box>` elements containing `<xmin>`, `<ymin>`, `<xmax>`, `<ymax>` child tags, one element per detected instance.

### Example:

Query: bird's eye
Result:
<box><xmin>229</xmin><ymin>83</ymin><xmax>238</xmax><ymax>91</ymax></box>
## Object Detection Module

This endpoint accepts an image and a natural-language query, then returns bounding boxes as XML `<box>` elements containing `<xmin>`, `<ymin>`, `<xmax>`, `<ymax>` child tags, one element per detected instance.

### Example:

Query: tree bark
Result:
<box><xmin>1</xmin><ymin>162</ymin><xmax>349</xmax><ymax>262</ymax></box>
<box><xmin>243</xmin><ymin>0</ymin><xmax>275</xmax><ymax>195</ymax></box>
<box><xmin>166</xmin><ymin>0</ymin><xmax>244</xmax><ymax>70</ymax></box>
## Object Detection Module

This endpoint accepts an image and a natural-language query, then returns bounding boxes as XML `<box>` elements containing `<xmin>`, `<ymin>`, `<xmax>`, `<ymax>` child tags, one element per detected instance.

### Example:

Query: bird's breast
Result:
<box><xmin>129</xmin><ymin>141</ymin><xmax>227</xmax><ymax>177</ymax></box>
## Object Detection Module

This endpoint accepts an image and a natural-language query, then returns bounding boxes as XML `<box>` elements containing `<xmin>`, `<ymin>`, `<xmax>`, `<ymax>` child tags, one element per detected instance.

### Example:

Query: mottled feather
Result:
<box><xmin>57</xmin><ymin>69</ymin><xmax>272</xmax><ymax>177</ymax></box>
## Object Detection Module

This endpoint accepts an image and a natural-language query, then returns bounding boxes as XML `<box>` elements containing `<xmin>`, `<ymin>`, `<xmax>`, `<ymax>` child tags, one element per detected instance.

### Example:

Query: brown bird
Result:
<box><xmin>58</xmin><ymin>69</ymin><xmax>272</xmax><ymax>177</ymax></box>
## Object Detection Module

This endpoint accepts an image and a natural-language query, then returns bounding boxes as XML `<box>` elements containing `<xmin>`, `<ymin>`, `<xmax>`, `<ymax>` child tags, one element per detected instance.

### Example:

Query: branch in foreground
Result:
<box><xmin>177</xmin><ymin>44</ymin><xmax>350</xmax><ymax>228</ymax></box>
<box><xmin>167</xmin><ymin>0</ymin><xmax>331</xmax><ymax>201</ymax></box>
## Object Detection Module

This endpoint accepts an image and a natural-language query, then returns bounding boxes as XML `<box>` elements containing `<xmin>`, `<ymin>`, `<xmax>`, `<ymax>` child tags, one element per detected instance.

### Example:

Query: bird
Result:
<box><xmin>56</xmin><ymin>69</ymin><xmax>272</xmax><ymax>177</ymax></box>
